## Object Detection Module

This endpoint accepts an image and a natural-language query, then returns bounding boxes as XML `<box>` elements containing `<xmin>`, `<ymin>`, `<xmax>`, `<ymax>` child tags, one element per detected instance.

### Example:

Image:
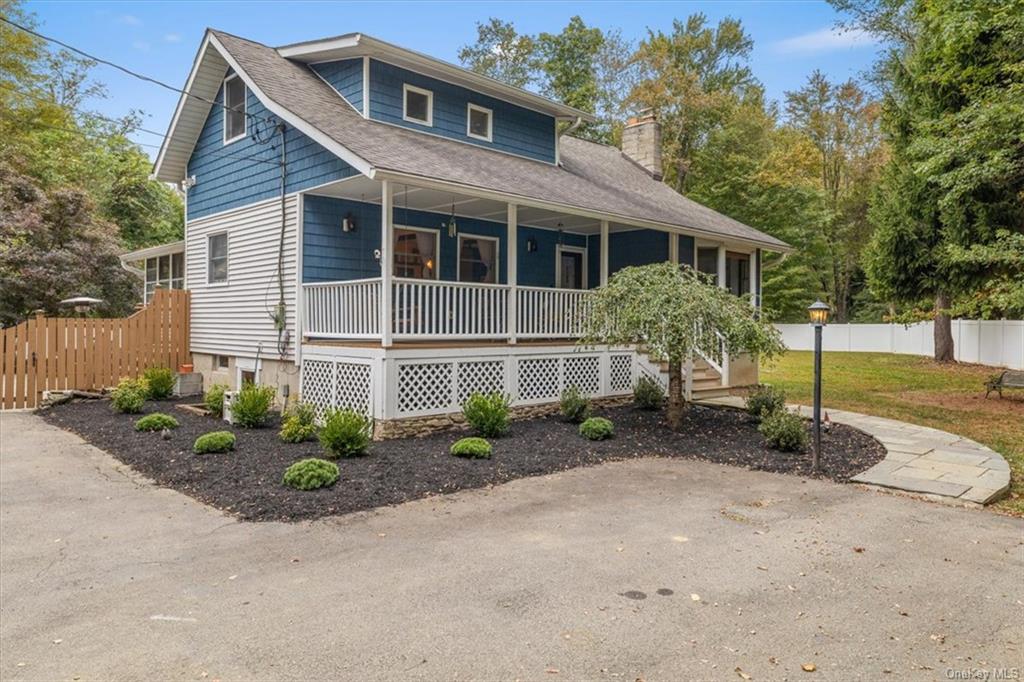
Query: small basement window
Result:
<box><xmin>467</xmin><ymin>103</ymin><xmax>492</xmax><ymax>142</ymax></box>
<box><xmin>216</xmin><ymin>355</ymin><xmax>230</xmax><ymax>370</ymax></box>
<box><xmin>208</xmin><ymin>232</ymin><xmax>228</xmax><ymax>284</ymax></box>
<box><xmin>403</xmin><ymin>84</ymin><xmax>433</xmax><ymax>126</ymax></box>
<box><xmin>223</xmin><ymin>74</ymin><xmax>247</xmax><ymax>143</ymax></box>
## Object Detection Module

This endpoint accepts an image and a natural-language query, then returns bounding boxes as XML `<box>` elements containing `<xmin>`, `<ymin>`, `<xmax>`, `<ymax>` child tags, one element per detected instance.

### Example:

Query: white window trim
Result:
<box><xmin>207</xmin><ymin>231</ymin><xmax>229</xmax><ymax>286</ymax></box>
<box><xmin>236</xmin><ymin>356</ymin><xmax>261</xmax><ymax>387</ymax></box>
<box><xmin>456</xmin><ymin>233</ymin><xmax>500</xmax><ymax>284</ymax></box>
<box><xmin>555</xmin><ymin>244</ymin><xmax>588</xmax><ymax>290</ymax></box>
<box><xmin>402</xmin><ymin>83</ymin><xmax>433</xmax><ymax>127</ymax></box>
<box><xmin>222</xmin><ymin>74</ymin><xmax>247</xmax><ymax>145</ymax></box>
<box><xmin>466</xmin><ymin>102</ymin><xmax>493</xmax><ymax>142</ymax></box>
<box><xmin>393</xmin><ymin>224</ymin><xmax>440</xmax><ymax>280</ymax></box>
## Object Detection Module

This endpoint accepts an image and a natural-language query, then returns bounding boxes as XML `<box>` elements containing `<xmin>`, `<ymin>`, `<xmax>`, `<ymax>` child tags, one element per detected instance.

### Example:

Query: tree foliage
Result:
<box><xmin>582</xmin><ymin>263</ymin><xmax>784</xmax><ymax>428</ymax></box>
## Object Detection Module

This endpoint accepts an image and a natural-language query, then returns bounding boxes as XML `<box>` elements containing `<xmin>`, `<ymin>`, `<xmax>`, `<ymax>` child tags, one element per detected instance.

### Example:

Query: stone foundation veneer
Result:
<box><xmin>373</xmin><ymin>395</ymin><xmax>633</xmax><ymax>440</ymax></box>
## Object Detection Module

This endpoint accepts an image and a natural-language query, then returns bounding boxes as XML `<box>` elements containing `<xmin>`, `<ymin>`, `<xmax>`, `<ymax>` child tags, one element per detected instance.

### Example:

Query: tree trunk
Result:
<box><xmin>666</xmin><ymin>357</ymin><xmax>686</xmax><ymax>430</ymax></box>
<box><xmin>934</xmin><ymin>291</ymin><xmax>955</xmax><ymax>362</ymax></box>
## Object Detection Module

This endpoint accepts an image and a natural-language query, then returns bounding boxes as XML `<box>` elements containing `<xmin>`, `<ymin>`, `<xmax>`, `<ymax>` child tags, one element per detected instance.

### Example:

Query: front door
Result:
<box><xmin>558</xmin><ymin>248</ymin><xmax>585</xmax><ymax>289</ymax></box>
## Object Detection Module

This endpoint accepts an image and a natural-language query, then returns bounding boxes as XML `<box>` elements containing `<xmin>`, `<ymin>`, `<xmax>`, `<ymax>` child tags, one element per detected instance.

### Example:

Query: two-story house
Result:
<box><xmin>150</xmin><ymin>29</ymin><xmax>790</xmax><ymax>435</ymax></box>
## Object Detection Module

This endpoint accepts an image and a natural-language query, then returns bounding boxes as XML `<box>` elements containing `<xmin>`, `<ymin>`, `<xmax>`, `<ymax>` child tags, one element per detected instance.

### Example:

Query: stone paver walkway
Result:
<box><xmin>699</xmin><ymin>397</ymin><xmax>1011</xmax><ymax>505</ymax></box>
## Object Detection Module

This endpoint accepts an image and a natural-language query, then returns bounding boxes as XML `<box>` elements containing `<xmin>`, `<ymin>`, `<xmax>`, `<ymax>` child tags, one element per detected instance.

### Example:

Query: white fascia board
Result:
<box><xmin>120</xmin><ymin>240</ymin><xmax>186</xmax><ymax>263</ymax></box>
<box><xmin>208</xmin><ymin>33</ymin><xmax>374</xmax><ymax>178</ymax></box>
<box><xmin>278</xmin><ymin>33</ymin><xmax>595</xmax><ymax>123</ymax></box>
<box><xmin>153</xmin><ymin>32</ymin><xmax>217</xmax><ymax>183</ymax></box>
<box><xmin>371</xmin><ymin>170</ymin><xmax>793</xmax><ymax>254</ymax></box>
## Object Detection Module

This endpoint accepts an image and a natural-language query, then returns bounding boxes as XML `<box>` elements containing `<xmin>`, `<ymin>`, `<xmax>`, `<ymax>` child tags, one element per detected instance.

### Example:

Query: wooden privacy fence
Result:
<box><xmin>1</xmin><ymin>289</ymin><xmax>191</xmax><ymax>410</ymax></box>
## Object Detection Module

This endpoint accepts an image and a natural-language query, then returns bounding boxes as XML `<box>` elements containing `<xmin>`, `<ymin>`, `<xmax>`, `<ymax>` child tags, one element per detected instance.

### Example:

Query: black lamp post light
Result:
<box><xmin>807</xmin><ymin>300</ymin><xmax>830</xmax><ymax>472</ymax></box>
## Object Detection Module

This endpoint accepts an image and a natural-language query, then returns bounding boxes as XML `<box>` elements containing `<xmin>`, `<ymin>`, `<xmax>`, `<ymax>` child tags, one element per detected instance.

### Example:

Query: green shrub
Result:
<box><xmin>231</xmin><ymin>383</ymin><xmax>276</xmax><ymax>428</ymax></box>
<box><xmin>134</xmin><ymin>413</ymin><xmax>179</xmax><ymax>432</ymax></box>
<box><xmin>111</xmin><ymin>378</ymin><xmax>148</xmax><ymax>414</ymax></box>
<box><xmin>204</xmin><ymin>384</ymin><xmax>228</xmax><ymax>417</ymax></box>
<box><xmin>318</xmin><ymin>409</ymin><xmax>371</xmax><ymax>458</ymax></box>
<box><xmin>759</xmin><ymin>410</ymin><xmax>809</xmax><ymax>452</ymax></box>
<box><xmin>450</xmin><ymin>437</ymin><xmax>492</xmax><ymax>459</ymax></box>
<box><xmin>579</xmin><ymin>416</ymin><xmax>614</xmax><ymax>440</ymax></box>
<box><xmin>559</xmin><ymin>386</ymin><xmax>592</xmax><ymax>423</ymax></box>
<box><xmin>282</xmin><ymin>458</ymin><xmax>340</xmax><ymax>491</ymax></box>
<box><xmin>746</xmin><ymin>384</ymin><xmax>786</xmax><ymax>421</ymax></box>
<box><xmin>462</xmin><ymin>392</ymin><xmax>511</xmax><ymax>437</ymax></box>
<box><xmin>143</xmin><ymin>367</ymin><xmax>175</xmax><ymax>400</ymax></box>
<box><xmin>279</xmin><ymin>401</ymin><xmax>318</xmax><ymax>443</ymax></box>
<box><xmin>193</xmin><ymin>430</ymin><xmax>236</xmax><ymax>454</ymax></box>
<box><xmin>633</xmin><ymin>375</ymin><xmax>665</xmax><ymax>410</ymax></box>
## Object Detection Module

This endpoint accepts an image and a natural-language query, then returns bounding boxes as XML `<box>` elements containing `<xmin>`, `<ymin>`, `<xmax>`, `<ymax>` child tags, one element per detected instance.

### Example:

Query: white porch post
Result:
<box><xmin>599</xmin><ymin>220</ymin><xmax>609</xmax><ymax>286</ymax></box>
<box><xmin>380</xmin><ymin>179</ymin><xmax>393</xmax><ymax>347</ymax></box>
<box><xmin>749</xmin><ymin>249</ymin><xmax>758</xmax><ymax>307</ymax></box>
<box><xmin>717</xmin><ymin>245</ymin><xmax>727</xmax><ymax>289</ymax></box>
<box><xmin>507</xmin><ymin>203</ymin><xmax>518</xmax><ymax>344</ymax></box>
<box><xmin>669</xmin><ymin>232</ymin><xmax>679</xmax><ymax>264</ymax></box>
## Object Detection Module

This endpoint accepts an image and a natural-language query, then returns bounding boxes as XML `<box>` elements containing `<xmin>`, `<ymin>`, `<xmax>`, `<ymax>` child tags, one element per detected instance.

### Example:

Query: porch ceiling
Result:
<box><xmin>305</xmin><ymin>177</ymin><xmax>643</xmax><ymax>235</ymax></box>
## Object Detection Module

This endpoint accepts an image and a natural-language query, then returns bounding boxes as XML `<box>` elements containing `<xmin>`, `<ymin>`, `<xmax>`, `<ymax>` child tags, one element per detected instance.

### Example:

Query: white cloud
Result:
<box><xmin>132</xmin><ymin>40</ymin><xmax>151</xmax><ymax>51</ymax></box>
<box><xmin>164</xmin><ymin>33</ymin><xmax>182</xmax><ymax>43</ymax></box>
<box><xmin>773</xmin><ymin>27</ymin><xmax>877</xmax><ymax>54</ymax></box>
<box><xmin>119</xmin><ymin>14</ymin><xmax>142</xmax><ymax>26</ymax></box>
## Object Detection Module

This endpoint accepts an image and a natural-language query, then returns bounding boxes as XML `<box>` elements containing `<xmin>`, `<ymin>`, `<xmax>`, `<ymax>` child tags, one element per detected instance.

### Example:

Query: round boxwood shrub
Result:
<box><xmin>759</xmin><ymin>410</ymin><xmax>809</xmax><ymax>452</ymax></box>
<box><xmin>319</xmin><ymin>408</ymin><xmax>371</xmax><ymax>458</ymax></box>
<box><xmin>633</xmin><ymin>375</ymin><xmax>665</xmax><ymax>410</ymax></box>
<box><xmin>746</xmin><ymin>384</ymin><xmax>786</xmax><ymax>421</ymax></box>
<box><xmin>135</xmin><ymin>413</ymin><xmax>179</xmax><ymax>432</ymax></box>
<box><xmin>462</xmin><ymin>392</ymin><xmax>510</xmax><ymax>437</ymax></box>
<box><xmin>282</xmin><ymin>458</ymin><xmax>339</xmax><ymax>491</ymax></box>
<box><xmin>143</xmin><ymin>367</ymin><xmax>175</xmax><ymax>400</ymax></box>
<box><xmin>204</xmin><ymin>384</ymin><xmax>228</xmax><ymax>418</ymax></box>
<box><xmin>279</xmin><ymin>401</ymin><xmax>318</xmax><ymax>443</ymax></box>
<box><xmin>193</xmin><ymin>430</ymin><xmax>236</xmax><ymax>454</ymax></box>
<box><xmin>450</xmin><ymin>437</ymin><xmax>492</xmax><ymax>459</ymax></box>
<box><xmin>559</xmin><ymin>386</ymin><xmax>592</xmax><ymax>423</ymax></box>
<box><xmin>231</xmin><ymin>383</ymin><xmax>276</xmax><ymax>428</ymax></box>
<box><xmin>111</xmin><ymin>377</ymin><xmax>148</xmax><ymax>414</ymax></box>
<box><xmin>579</xmin><ymin>416</ymin><xmax>614</xmax><ymax>440</ymax></box>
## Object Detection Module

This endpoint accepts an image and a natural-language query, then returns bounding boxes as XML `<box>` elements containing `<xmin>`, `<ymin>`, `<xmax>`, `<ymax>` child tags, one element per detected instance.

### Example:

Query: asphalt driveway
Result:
<box><xmin>1</xmin><ymin>411</ymin><xmax>1021</xmax><ymax>681</ymax></box>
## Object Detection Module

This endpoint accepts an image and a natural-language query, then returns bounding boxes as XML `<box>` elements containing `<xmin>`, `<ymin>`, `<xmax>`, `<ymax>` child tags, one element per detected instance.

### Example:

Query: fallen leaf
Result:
<box><xmin>853</xmin><ymin>547</ymin><xmax>866</xmax><ymax>553</ymax></box>
<box><xmin>802</xmin><ymin>663</ymin><xmax>816</xmax><ymax>672</ymax></box>
<box><xmin>691</xmin><ymin>594</ymin><xmax>701</xmax><ymax>602</ymax></box>
<box><xmin>545</xmin><ymin>668</ymin><xmax>559</xmax><ymax>675</ymax></box>
<box><xmin>735</xmin><ymin>667</ymin><xmax>752</xmax><ymax>680</ymax></box>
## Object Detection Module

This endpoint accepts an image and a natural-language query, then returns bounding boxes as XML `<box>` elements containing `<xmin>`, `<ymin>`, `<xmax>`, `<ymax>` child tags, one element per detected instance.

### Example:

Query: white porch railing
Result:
<box><xmin>517</xmin><ymin>286</ymin><xmax>593</xmax><ymax>338</ymax></box>
<box><xmin>392</xmin><ymin>278</ymin><xmax>508</xmax><ymax>339</ymax></box>
<box><xmin>303</xmin><ymin>278</ymin><xmax>381</xmax><ymax>339</ymax></box>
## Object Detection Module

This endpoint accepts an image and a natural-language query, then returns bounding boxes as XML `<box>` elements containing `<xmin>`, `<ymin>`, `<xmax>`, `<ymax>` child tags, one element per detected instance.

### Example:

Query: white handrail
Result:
<box><xmin>517</xmin><ymin>287</ymin><xmax>593</xmax><ymax>338</ymax></box>
<box><xmin>302</xmin><ymin>279</ymin><xmax>381</xmax><ymax>339</ymax></box>
<box><xmin>391</xmin><ymin>278</ymin><xmax>508</xmax><ymax>339</ymax></box>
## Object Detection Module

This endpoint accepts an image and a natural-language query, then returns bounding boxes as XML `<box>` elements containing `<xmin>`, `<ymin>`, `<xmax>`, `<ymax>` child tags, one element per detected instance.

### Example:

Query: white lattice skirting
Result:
<box><xmin>300</xmin><ymin>345</ymin><xmax>638</xmax><ymax>421</ymax></box>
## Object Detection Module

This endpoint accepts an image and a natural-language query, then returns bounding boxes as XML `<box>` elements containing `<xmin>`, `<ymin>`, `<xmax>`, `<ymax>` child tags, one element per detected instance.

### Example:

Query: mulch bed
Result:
<box><xmin>41</xmin><ymin>398</ymin><xmax>886</xmax><ymax>522</ymax></box>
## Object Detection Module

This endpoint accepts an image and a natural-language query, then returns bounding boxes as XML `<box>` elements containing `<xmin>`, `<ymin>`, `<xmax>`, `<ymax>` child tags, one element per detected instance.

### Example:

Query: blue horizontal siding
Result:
<box><xmin>186</xmin><ymin>74</ymin><xmax>357</xmax><ymax>220</ymax></box>
<box><xmin>608</xmin><ymin>230</ymin><xmax>670</xmax><ymax>272</ymax></box>
<box><xmin>311</xmin><ymin>58</ymin><xmax>363</xmax><ymax>113</ymax></box>
<box><xmin>367</xmin><ymin>59</ymin><xmax>556</xmax><ymax>163</ymax></box>
<box><xmin>304</xmin><ymin>196</ymin><xmax>593</xmax><ymax>286</ymax></box>
<box><xmin>679</xmin><ymin>235</ymin><xmax>695</xmax><ymax>268</ymax></box>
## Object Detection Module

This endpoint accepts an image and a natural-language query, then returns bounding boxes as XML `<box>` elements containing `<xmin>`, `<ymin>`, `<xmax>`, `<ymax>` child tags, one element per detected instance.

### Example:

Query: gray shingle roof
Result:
<box><xmin>211</xmin><ymin>30</ymin><xmax>789</xmax><ymax>251</ymax></box>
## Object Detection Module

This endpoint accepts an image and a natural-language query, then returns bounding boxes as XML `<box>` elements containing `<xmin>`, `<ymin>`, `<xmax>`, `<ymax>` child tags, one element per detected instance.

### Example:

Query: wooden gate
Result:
<box><xmin>1</xmin><ymin>289</ymin><xmax>191</xmax><ymax>410</ymax></box>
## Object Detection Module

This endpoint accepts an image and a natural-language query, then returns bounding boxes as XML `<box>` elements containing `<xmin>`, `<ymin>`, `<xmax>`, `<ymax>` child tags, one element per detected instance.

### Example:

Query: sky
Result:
<box><xmin>24</xmin><ymin>1</ymin><xmax>881</xmax><ymax>158</ymax></box>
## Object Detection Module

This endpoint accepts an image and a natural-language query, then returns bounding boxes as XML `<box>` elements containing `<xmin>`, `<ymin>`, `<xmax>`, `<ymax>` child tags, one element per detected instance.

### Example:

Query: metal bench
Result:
<box><xmin>985</xmin><ymin>370</ymin><xmax>1024</xmax><ymax>398</ymax></box>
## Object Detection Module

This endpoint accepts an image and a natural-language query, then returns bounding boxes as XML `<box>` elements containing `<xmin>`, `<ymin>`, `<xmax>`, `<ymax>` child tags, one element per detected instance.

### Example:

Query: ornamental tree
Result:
<box><xmin>581</xmin><ymin>262</ymin><xmax>785</xmax><ymax>429</ymax></box>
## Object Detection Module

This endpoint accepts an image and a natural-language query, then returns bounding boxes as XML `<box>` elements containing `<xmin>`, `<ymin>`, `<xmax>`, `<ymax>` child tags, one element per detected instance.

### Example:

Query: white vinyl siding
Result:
<box><xmin>186</xmin><ymin>196</ymin><xmax>298</xmax><ymax>360</ymax></box>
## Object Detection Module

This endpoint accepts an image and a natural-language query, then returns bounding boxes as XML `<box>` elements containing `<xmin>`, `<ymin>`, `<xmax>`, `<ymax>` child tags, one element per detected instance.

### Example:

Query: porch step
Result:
<box><xmin>691</xmin><ymin>386</ymin><xmax>732</xmax><ymax>399</ymax></box>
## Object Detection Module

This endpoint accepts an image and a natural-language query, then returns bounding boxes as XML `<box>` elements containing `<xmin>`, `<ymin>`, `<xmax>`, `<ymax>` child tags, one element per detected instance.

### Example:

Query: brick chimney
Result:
<box><xmin>621</xmin><ymin>108</ymin><xmax>662</xmax><ymax>181</ymax></box>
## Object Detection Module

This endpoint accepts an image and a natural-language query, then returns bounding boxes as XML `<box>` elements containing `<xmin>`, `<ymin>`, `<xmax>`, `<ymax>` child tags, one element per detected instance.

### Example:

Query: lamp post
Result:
<box><xmin>807</xmin><ymin>300</ymin><xmax>830</xmax><ymax>472</ymax></box>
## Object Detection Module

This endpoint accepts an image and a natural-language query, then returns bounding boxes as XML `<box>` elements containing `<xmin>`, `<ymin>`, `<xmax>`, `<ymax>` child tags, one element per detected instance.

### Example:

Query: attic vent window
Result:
<box><xmin>223</xmin><ymin>74</ymin><xmax>247</xmax><ymax>144</ymax></box>
<box><xmin>467</xmin><ymin>103</ymin><xmax>492</xmax><ymax>142</ymax></box>
<box><xmin>403</xmin><ymin>84</ymin><xmax>433</xmax><ymax>126</ymax></box>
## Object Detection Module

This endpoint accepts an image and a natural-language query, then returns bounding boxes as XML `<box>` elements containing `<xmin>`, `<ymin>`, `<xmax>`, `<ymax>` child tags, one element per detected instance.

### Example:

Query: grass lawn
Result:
<box><xmin>762</xmin><ymin>351</ymin><xmax>1023</xmax><ymax>515</ymax></box>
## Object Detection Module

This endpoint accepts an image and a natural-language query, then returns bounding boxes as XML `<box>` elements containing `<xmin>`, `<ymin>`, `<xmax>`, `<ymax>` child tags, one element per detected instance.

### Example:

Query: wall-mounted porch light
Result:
<box><xmin>526</xmin><ymin>237</ymin><xmax>538</xmax><ymax>253</ymax></box>
<box><xmin>342</xmin><ymin>212</ymin><xmax>356</xmax><ymax>233</ymax></box>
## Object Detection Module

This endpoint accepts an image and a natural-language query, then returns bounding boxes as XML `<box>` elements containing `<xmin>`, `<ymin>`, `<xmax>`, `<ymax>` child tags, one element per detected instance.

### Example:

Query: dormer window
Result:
<box><xmin>403</xmin><ymin>84</ymin><xmax>433</xmax><ymax>126</ymax></box>
<box><xmin>467</xmin><ymin>103</ymin><xmax>493</xmax><ymax>142</ymax></box>
<box><xmin>223</xmin><ymin>74</ymin><xmax>247</xmax><ymax>144</ymax></box>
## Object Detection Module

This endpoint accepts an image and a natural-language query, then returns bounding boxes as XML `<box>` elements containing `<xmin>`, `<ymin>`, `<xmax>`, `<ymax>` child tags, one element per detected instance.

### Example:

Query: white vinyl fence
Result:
<box><xmin>775</xmin><ymin>320</ymin><xmax>1024</xmax><ymax>370</ymax></box>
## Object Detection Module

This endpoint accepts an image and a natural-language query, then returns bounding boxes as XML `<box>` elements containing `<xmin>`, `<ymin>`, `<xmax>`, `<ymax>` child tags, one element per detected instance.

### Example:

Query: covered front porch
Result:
<box><xmin>298</xmin><ymin>175</ymin><xmax>763</xmax><ymax>345</ymax></box>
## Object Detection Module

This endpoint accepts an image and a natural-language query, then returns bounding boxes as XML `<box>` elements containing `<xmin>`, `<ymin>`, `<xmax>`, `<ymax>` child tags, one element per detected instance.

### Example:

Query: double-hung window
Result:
<box><xmin>208</xmin><ymin>233</ymin><xmax>228</xmax><ymax>284</ymax></box>
<box><xmin>458</xmin><ymin>234</ymin><xmax>499</xmax><ymax>284</ymax></box>
<box><xmin>403</xmin><ymin>84</ymin><xmax>433</xmax><ymax>126</ymax></box>
<box><xmin>223</xmin><ymin>74</ymin><xmax>247</xmax><ymax>143</ymax></box>
<box><xmin>393</xmin><ymin>227</ymin><xmax>438</xmax><ymax>279</ymax></box>
<box><xmin>466</xmin><ymin>103</ymin><xmax>493</xmax><ymax>142</ymax></box>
